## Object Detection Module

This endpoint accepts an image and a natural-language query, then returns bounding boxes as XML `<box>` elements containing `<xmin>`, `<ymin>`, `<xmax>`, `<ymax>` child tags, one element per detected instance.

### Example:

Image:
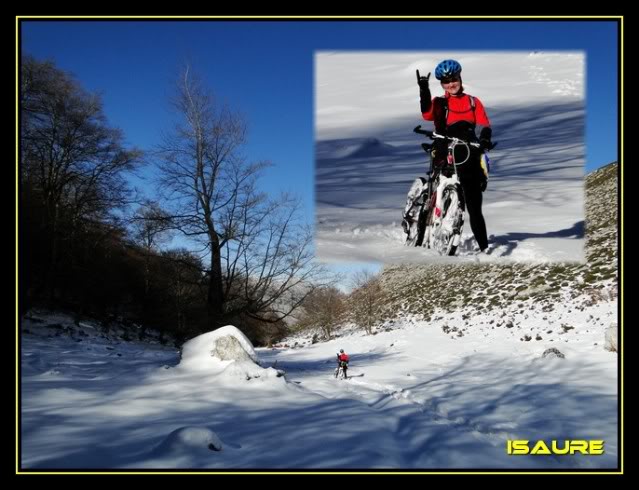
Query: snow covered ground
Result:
<box><xmin>315</xmin><ymin>52</ymin><xmax>585</xmax><ymax>264</ymax></box>
<box><xmin>20</xmin><ymin>300</ymin><xmax>617</xmax><ymax>470</ymax></box>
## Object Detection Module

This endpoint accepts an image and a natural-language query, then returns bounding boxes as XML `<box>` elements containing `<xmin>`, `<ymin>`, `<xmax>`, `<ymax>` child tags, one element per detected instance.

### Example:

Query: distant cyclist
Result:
<box><xmin>335</xmin><ymin>349</ymin><xmax>350</xmax><ymax>379</ymax></box>
<box><xmin>417</xmin><ymin>59</ymin><xmax>494</xmax><ymax>253</ymax></box>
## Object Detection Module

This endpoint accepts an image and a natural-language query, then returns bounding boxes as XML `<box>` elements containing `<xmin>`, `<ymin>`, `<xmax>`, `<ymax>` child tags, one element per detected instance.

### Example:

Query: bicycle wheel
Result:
<box><xmin>404</xmin><ymin>178</ymin><xmax>427</xmax><ymax>246</ymax></box>
<box><xmin>428</xmin><ymin>185</ymin><xmax>464</xmax><ymax>256</ymax></box>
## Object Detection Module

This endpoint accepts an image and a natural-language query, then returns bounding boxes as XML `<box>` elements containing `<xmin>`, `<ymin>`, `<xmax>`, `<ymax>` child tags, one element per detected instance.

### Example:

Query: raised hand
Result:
<box><xmin>416</xmin><ymin>69</ymin><xmax>431</xmax><ymax>90</ymax></box>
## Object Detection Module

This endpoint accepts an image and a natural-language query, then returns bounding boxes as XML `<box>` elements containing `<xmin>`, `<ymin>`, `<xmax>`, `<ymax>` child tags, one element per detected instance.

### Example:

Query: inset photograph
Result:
<box><xmin>315</xmin><ymin>52</ymin><xmax>585</xmax><ymax>263</ymax></box>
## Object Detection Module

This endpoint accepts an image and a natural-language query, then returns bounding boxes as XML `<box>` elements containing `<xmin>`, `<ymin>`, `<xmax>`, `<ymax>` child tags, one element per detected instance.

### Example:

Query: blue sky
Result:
<box><xmin>20</xmin><ymin>19</ymin><xmax>619</xmax><ymax>251</ymax></box>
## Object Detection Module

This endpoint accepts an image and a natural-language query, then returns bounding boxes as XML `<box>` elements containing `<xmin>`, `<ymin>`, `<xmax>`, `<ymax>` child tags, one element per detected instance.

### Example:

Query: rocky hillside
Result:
<box><xmin>379</xmin><ymin>162</ymin><xmax>618</xmax><ymax>324</ymax></box>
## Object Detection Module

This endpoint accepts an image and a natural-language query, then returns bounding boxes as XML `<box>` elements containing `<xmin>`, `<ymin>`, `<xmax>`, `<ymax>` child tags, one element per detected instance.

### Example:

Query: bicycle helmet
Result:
<box><xmin>340</xmin><ymin>349</ymin><xmax>344</xmax><ymax>353</ymax></box>
<box><xmin>435</xmin><ymin>59</ymin><xmax>462</xmax><ymax>80</ymax></box>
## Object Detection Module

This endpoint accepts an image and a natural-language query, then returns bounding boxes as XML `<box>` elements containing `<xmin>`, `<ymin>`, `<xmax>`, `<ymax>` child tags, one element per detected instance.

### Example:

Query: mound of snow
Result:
<box><xmin>179</xmin><ymin>325</ymin><xmax>259</xmax><ymax>371</ymax></box>
<box><xmin>150</xmin><ymin>427</ymin><xmax>224</xmax><ymax>456</ymax></box>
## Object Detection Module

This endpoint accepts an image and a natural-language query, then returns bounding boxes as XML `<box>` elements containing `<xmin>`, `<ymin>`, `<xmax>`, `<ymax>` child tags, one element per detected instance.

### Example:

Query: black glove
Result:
<box><xmin>417</xmin><ymin>70</ymin><xmax>432</xmax><ymax>113</ymax></box>
<box><xmin>479</xmin><ymin>127</ymin><xmax>494</xmax><ymax>151</ymax></box>
<box><xmin>417</xmin><ymin>69</ymin><xmax>431</xmax><ymax>91</ymax></box>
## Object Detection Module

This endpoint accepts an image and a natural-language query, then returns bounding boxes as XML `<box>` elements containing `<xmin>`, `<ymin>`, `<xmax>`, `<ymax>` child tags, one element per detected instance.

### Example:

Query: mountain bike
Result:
<box><xmin>402</xmin><ymin>126</ymin><xmax>481</xmax><ymax>256</ymax></box>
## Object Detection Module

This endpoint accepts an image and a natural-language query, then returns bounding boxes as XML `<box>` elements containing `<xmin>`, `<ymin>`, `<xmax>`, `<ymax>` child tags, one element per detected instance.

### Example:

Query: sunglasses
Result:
<box><xmin>441</xmin><ymin>76</ymin><xmax>460</xmax><ymax>84</ymax></box>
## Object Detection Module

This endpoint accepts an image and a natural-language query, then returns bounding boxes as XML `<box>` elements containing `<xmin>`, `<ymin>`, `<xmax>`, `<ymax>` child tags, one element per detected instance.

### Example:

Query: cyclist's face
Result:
<box><xmin>441</xmin><ymin>76</ymin><xmax>461</xmax><ymax>95</ymax></box>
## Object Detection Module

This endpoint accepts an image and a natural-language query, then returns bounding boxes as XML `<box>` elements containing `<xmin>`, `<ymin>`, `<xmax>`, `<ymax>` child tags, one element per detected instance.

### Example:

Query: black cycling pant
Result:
<box><xmin>459</xmin><ymin>174</ymin><xmax>488</xmax><ymax>251</ymax></box>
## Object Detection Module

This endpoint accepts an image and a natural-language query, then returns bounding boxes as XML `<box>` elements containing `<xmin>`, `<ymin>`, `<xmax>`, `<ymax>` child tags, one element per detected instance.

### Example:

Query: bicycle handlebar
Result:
<box><xmin>413</xmin><ymin>125</ymin><xmax>481</xmax><ymax>148</ymax></box>
<box><xmin>413</xmin><ymin>125</ymin><xmax>432</xmax><ymax>136</ymax></box>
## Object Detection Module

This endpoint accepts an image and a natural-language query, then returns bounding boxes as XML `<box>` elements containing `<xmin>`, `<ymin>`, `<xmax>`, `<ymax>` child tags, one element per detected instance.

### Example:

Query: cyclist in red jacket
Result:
<box><xmin>417</xmin><ymin>59</ymin><xmax>494</xmax><ymax>253</ymax></box>
<box><xmin>335</xmin><ymin>349</ymin><xmax>350</xmax><ymax>379</ymax></box>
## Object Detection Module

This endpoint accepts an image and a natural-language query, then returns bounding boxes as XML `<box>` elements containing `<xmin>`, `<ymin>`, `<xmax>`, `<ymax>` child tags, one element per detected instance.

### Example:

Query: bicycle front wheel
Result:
<box><xmin>404</xmin><ymin>178</ymin><xmax>428</xmax><ymax>247</ymax></box>
<box><xmin>429</xmin><ymin>185</ymin><xmax>464</xmax><ymax>256</ymax></box>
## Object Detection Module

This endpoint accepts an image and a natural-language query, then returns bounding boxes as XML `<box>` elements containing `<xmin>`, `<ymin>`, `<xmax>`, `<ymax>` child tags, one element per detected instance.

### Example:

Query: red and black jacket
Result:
<box><xmin>422</xmin><ymin>92</ymin><xmax>491</xmax><ymax>134</ymax></box>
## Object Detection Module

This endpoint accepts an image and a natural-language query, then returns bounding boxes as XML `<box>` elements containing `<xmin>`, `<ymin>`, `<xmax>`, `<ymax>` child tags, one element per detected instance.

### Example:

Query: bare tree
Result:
<box><xmin>349</xmin><ymin>270</ymin><xmax>387</xmax><ymax>335</ymax></box>
<box><xmin>156</xmin><ymin>65</ymin><xmax>330</xmax><ymax>328</ymax></box>
<box><xmin>297</xmin><ymin>286</ymin><xmax>347</xmax><ymax>340</ymax></box>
